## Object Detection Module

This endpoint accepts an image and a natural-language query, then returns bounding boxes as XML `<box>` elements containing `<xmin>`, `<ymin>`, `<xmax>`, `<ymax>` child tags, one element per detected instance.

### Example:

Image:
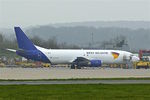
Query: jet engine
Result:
<box><xmin>89</xmin><ymin>60</ymin><xmax>102</xmax><ymax>67</ymax></box>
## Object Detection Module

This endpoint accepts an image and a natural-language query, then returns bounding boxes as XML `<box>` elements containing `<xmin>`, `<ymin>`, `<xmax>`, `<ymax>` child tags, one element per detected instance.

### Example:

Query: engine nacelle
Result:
<box><xmin>90</xmin><ymin>60</ymin><xmax>102</xmax><ymax>67</ymax></box>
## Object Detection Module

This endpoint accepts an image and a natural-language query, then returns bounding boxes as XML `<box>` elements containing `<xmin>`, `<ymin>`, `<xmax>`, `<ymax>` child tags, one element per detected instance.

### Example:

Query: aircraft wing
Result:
<box><xmin>73</xmin><ymin>57</ymin><xmax>90</xmax><ymax>63</ymax></box>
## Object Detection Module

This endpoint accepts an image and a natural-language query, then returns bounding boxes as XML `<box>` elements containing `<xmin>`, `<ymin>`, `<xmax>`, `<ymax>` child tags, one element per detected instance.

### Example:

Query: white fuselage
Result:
<box><xmin>12</xmin><ymin>27</ymin><xmax>140</xmax><ymax>65</ymax></box>
<box><xmin>37</xmin><ymin>46</ymin><xmax>138</xmax><ymax>64</ymax></box>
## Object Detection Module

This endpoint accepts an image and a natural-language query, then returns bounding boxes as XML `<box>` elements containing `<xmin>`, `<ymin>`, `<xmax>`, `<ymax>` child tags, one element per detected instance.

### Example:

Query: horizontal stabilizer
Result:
<box><xmin>6</xmin><ymin>49</ymin><xmax>16</xmax><ymax>52</ymax></box>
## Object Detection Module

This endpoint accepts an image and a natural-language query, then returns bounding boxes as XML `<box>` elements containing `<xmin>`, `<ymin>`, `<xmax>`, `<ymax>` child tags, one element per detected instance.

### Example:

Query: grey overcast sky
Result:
<box><xmin>0</xmin><ymin>0</ymin><xmax>150</xmax><ymax>28</ymax></box>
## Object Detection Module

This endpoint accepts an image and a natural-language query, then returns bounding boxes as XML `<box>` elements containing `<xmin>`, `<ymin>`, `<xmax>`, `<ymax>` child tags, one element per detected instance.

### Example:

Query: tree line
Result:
<box><xmin>0</xmin><ymin>34</ymin><xmax>80</xmax><ymax>50</ymax></box>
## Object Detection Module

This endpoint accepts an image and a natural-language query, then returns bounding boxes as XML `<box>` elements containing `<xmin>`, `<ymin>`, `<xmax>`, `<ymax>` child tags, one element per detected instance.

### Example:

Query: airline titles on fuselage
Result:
<box><xmin>86</xmin><ymin>52</ymin><xmax>108</xmax><ymax>55</ymax></box>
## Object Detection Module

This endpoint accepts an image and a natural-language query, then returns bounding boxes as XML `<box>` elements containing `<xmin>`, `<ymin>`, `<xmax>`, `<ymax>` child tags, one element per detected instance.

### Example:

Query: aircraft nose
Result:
<box><xmin>131</xmin><ymin>56</ymin><xmax>140</xmax><ymax>62</ymax></box>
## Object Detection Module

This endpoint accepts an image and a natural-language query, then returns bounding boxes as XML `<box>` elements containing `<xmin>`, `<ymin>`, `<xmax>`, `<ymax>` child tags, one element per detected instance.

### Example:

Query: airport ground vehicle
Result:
<box><xmin>0</xmin><ymin>62</ymin><xmax>5</xmax><ymax>67</ymax></box>
<box><xmin>16</xmin><ymin>61</ymin><xmax>36</xmax><ymax>67</ymax></box>
<box><xmin>109</xmin><ymin>63</ymin><xmax>127</xmax><ymax>68</ymax></box>
<box><xmin>41</xmin><ymin>63</ymin><xmax>51</xmax><ymax>67</ymax></box>
<box><xmin>133</xmin><ymin>50</ymin><xmax>150</xmax><ymax>69</ymax></box>
<box><xmin>16</xmin><ymin>61</ymin><xmax>51</xmax><ymax>67</ymax></box>
<box><xmin>0</xmin><ymin>59</ymin><xmax>5</xmax><ymax>67</ymax></box>
<box><xmin>133</xmin><ymin>59</ymin><xmax>150</xmax><ymax>69</ymax></box>
<box><xmin>139</xmin><ymin>50</ymin><xmax>150</xmax><ymax>60</ymax></box>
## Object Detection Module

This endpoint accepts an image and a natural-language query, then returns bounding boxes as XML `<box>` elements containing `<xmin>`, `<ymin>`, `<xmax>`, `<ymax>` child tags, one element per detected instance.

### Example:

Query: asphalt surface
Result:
<box><xmin>2</xmin><ymin>68</ymin><xmax>150</xmax><ymax>79</ymax></box>
<box><xmin>1</xmin><ymin>80</ymin><xmax>150</xmax><ymax>85</ymax></box>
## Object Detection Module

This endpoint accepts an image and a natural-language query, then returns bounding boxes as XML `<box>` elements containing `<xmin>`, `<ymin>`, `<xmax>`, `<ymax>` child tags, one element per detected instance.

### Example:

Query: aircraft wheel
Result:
<box><xmin>71</xmin><ymin>64</ymin><xmax>75</xmax><ymax>69</ymax></box>
<box><xmin>76</xmin><ymin>64</ymin><xmax>81</xmax><ymax>69</ymax></box>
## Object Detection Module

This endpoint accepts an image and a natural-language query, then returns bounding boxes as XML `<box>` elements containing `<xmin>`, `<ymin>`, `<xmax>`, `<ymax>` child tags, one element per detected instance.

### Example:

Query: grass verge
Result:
<box><xmin>0</xmin><ymin>84</ymin><xmax>150</xmax><ymax>100</ymax></box>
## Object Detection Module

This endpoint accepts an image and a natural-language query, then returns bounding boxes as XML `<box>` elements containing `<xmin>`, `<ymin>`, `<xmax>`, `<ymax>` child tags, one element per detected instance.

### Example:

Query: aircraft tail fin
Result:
<box><xmin>14</xmin><ymin>27</ymin><xmax>37</xmax><ymax>50</ymax></box>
